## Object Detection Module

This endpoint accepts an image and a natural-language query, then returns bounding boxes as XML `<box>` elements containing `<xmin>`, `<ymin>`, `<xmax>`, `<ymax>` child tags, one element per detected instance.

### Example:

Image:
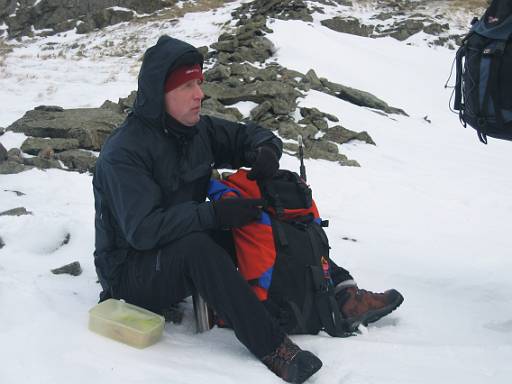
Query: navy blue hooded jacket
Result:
<box><xmin>93</xmin><ymin>36</ymin><xmax>282</xmax><ymax>294</ymax></box>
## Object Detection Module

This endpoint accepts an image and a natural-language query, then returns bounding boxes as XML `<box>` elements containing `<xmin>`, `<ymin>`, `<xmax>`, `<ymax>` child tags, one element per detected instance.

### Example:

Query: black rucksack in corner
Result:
<box><xmin>453</xmin><ymin>0</ymin><xmax>512</xmax><ymax>144</ymax></box>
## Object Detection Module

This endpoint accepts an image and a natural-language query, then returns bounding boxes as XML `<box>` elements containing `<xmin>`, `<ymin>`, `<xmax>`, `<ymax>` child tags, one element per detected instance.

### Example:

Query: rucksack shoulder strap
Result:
<box><xmin>309</xmin><ymin>265</ymin><xmax>351</xmax><ymax>337</ymax></box>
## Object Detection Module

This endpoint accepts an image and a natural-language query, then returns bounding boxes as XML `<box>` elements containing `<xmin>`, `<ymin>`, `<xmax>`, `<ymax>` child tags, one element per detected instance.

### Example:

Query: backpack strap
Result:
<box><xmin>479</xmin><ymin>40</ymin><xmax>507</xmax><ymax>143</ymax></box>
<box><xmin>454</xmin><ymin>44</ymin><xmax>466</xmax><ymax>125</ymax></box>
<box><xmin>309</xmin><ymin>265</ymin><xmax>351</xmax><ymax>337</ymax></box>
<box><xmin>305</xmin><ymin>223</ymin><xmax>351</xmax><ymax>337</ymax></box>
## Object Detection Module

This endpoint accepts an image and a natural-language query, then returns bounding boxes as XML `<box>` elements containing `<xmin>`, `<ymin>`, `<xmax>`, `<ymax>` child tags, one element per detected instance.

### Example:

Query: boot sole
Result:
<box><xmin>345</xmin><ymin>289</ymin><xmax>404</xmax><ymax>332</ymax></box>
<box><xmin>286</xmin><ymin>351</ymin><xmax>323</xmax><ymax>384</ymax></box>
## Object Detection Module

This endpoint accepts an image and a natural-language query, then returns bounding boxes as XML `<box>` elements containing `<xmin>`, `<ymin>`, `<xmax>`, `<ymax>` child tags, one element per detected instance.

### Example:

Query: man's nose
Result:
<box><xmin>194</xmin><ymin>83</ymin><xmax>204</xmax><ymax>100</ymax></box>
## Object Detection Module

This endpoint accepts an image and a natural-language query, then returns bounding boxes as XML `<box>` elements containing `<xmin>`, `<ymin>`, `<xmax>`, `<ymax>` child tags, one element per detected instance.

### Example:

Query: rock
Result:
<box><xmin>56</xmin><ymin>149</ymin><xmax>97</xmax><ymax>173</ymax></box>
<box><xmin>202</xmin><ymin>81</ymin><xmax>301</xmax><ymax>107</ymax></box>
<box><xmin>0</xmin><ymin>161</ymin><xmax>27</xmax><ymax>175</ymax></box>
<box><xmin>7</xmin><ymin>107</ymin><xmax>124</xmax><ymax>151</ymax></box>
<box><xmin>21</xmin><ymin>137</ymin><xmax>80</xmax><ymax>156</ymax></box>
<box><xmin>23</xmin><ymin>156</ymin><xmax>62</xmax><ymax>170</ymax></box>
<box><xmin>0</xmin><ymin>207</ymin><xmax>32</xmax><ymax>216</ymax></box>
<box><xmin>0</xmin><ymin>142</ymin><xmax>7</xmax><ymax>163</ymax></box>
<box><xmin>211</xmin><ymin>37</ymin><xmax>239</xmax><ymax>53</ymax></box>
<box><xmin>118</xmin><ymin>91</ymin><xmax>137</xmax><ymax>112</ymax></box>
<box><xmin>7</xmin><ymin>148</ymin><xmax>23</xmax><ymax>164</ymax></box>
<box><xmin>89</xmin><ymin>8</ymin><xmax>134</xmax><ymax>31</ymax></box>
<box><xmin>38</xmin><ymin>146</ymin><xmax>56</xmax><ymax>160</ymax></box>
<box><xmin>423</xmin><ymin>22</ymin><xmax>450</xmax><ymax>36</ymax></box>
<box><xmin>323</xmin><ymin>125</ymin><xmax>376</xmax><ymax>145</ymax></box>
<box><xmin>321</xmin><ymin>17</ymin><xmax>374</xmax><ymax>37</ymax></box>
<box><xmin>303</xmin><ymin>138</ymin><xmax>360</xmax><ymax>166</ymax></box>
<box><xmin>6</xmin><ymin>0</ymin><xmax>174</xmax><ymax>38</ymax></box>
<box><xmin>379</xmin><ymin>19</ymin><xmax>425</xmax><ymax>41</ymax></box>
<box><xmin>201</xmin><ymin>98</ymin><xmax>243</xmax><ymax>122</ymax></box>
<box><xmin>161</xmin><ymin>304</ymin><xmax>184</xmax><ymax>324</ymax></box>
<box><xmin>300</xmin><ymin>107</ymin><xmax>334</xmax><ymax>121</ymax></box>
<box><xmin>303</xmin><ymin>69</ymin><xmax>322</xmax><ymax>89</ymax></box>
<box><xmin>51</xmin><ymin>261</ymin><xmax>82</xmax><ymax>277</ymax></box>
<box><xmin>34</xmin><ymin>105</ymin><xmax>64</xmax><ymax>112</ymax></box>
<box><xmin>204</xmin><ymin>65</ymin><xmax>232</xmax><ymax>82</ymax></box>
<box><xmin>317</xmin><ymin>79</ymin><xmax>407</xmax><ymax>115</ymax></box>
<box><xmin>197</xmin><ymin>46</ymin><xmax>209</xmax><ymax>58</ymax></box>
<box><xmin>277</xmin><ymin>120</ymin><xmax>318</xmax><ymax>140</ymax></box>
<box><xmin>250</xmin><ymin>101</ymin><xmax>272</xmax><ymax>121</ymax></box>
<box><xmin>270</xmin><ymin>97</ymin><xmax>296</xmax><ymax>115</ymax></box>
<box><xmin>3</xmin><ymin>190</ymin><xmax>26</xmax><ymax>196</ymax></box>
<box><xmin>0</xmin><ymin>235</ymin><xmax>4</xmax><ymax>249</ymax></box>
<box><xmin>0</xmin><ymin>126</ymin><xmax>5</xmax><ymax>136</ymax></box>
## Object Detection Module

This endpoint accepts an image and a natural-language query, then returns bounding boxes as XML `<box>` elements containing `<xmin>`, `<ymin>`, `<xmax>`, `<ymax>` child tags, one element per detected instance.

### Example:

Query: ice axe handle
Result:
<box><xmin>298</xmin><ymin>135</ymin><xmax>307</xmax><ymax>182</ymax></box>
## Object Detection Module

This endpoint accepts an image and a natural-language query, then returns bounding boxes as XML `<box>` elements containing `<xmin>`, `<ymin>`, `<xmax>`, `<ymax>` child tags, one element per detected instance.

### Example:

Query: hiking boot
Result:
<box><xmin>337</xmin><ymin>287</ymin><xmax>404</xmax><ymax>332</ymax></box>
<box><xmin>261</xmin><ymin>336</ymin><xmax>322</xmax><ymax>383</ymax></box>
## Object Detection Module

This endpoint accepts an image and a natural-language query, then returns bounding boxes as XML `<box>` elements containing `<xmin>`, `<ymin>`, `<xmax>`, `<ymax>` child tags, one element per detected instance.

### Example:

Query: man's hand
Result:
<box><xmin>247</xmin><ymin>145</ymin><xmax>279</xmax><ymax>181</ymax></box>
<box><xmin>212</xmin><ymin>198</ymin><xmax>264</xmax><ymax>229</ymax></box>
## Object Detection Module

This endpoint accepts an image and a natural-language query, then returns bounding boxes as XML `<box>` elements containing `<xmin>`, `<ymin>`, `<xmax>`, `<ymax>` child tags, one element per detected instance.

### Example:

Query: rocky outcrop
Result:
<box><xmin>2</xmin><ymin>0</ymin><xmax>413</xmax><ymax>174</ymax></box>
<box><xmin>321</xmin><ymin>17</ymin><xmax>374</xmax><ymax>37</ymax></box>
<box><xmin>2</xmin><ymin>0</ymin><xmax>176</xmax><ymax>38</ymax></box>
<box><xmin>233</xmin><ymin>0</ymin><xmax>314</xmax><ymax>23</ymax></box>
<box><xmin>4</xmin><ymin>103</ymin><xmax>123</xmax><ymax>173</ymax></box>
<box><xmin>8</xmin><ymin>105</ymin><xmax>124</xmax><ymax>151</ymax></box>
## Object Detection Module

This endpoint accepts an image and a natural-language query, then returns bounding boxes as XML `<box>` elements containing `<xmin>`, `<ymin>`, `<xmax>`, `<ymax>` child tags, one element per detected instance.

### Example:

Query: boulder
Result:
<box><xmin>57</xmin><ymin>149</ymin><xmax>97</xmax><ymax>173</ymax></box>
<box><xmin>323</xmin><ymin>125</ymin><xmax>375</xmax><ymax>145</ymax></box>
<box><xmin>51</xmin><ymin>261</ymin><xmax>82</xmax><ymax>276</ymax></box>
<box><xmin>0</xmin><ymin>207</ymin><xmax>32</xmax><ymax>216</ymax></box>
<box><xmin>423</xmin><ymin>22</ymin><xmax>450</xmax><ymax>36</ymax></box>
<box><xmin>202</xmin><ymin>81</ymin><xmax>301</xmax><ymax>107</ymax></box>
<box><xmin>0</xmin><ymin>161</ymin><xmax>27</xmax><ymax>175</ymax></box>
<box><xmin>303</xmin><ymin>138</ymin><xmax>359</xmax><ymax>166</ymax></box>
<box><xmin>321</xmin><ymin>17</ymin><xmax>374</xmax><ymax>37</ymax></box>
<box><xmin>201</xmin><ymin>98</ymin><xmax>243</xmax><ymax>122</ymax></box>
<box><xmin>7</xmin><ymin>106</ymin><xmax>124</xmax><ymax>151</ymax></box>
<box><xmin>20</xmin><ymin>137</ymin><xmax>80</xmax><ymax>155</ymax></box>
<box><xmin>250</xmin><ymin>101</ymin><xmax>272</xmax><ymax>121</ymax></box>
<box><xmin>7</xmin><ymin>148</ymin><xmax>23</xmax><ymax>164</ymax></box>
<box><xmin>23</xmin><ymin>156</ymin><xmax>62</xmax><ymax>170</ymax></box>
<box><xmin>277</xmin><ymin>120</ymin><xmax>318</xmax><ymax>140</ymax></box>
<box><xmin>204</xmin><ymin>65</ymin><xmax>232</xmax><ymax>82</ymax></box>
<box><xmin>0</xmin><ymin>142</ymin><xmax>7</xmax><ymax>163</ymax></box>
<box><xmin>380</xmin><ymin>19</ymin><xmax>425</xmax><ymax>41</ymax></box>
<box><xmin>317</xmin><ymin>79</ymin><xmax>407</xmax><ymax>115</ymax></box>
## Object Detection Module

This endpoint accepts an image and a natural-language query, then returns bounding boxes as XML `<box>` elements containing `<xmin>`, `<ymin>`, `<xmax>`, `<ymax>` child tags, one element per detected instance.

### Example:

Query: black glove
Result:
<box><xmin>212</xmin><ymin>198</ymin><xmax>264</xmax><ymax>229</ymax></box>
<box><xmin>247</xmin><ymin>145</ymin><xmax>279</xmax><ymax>181</ymax></box>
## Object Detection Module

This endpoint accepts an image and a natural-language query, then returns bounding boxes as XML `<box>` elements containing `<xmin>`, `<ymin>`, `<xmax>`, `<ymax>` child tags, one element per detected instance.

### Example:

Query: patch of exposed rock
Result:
<box><xmin>1</xmin><ymin>0</ymin><xmax>177</xmax><ymax>39</ymax></box>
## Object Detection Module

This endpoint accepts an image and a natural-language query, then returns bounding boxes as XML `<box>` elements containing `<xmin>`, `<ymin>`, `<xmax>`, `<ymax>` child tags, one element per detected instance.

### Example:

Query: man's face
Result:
<box><xmin>165</xmin><ymin>78</ymin><xmax>204</xmax><ymax>127</ymax></box>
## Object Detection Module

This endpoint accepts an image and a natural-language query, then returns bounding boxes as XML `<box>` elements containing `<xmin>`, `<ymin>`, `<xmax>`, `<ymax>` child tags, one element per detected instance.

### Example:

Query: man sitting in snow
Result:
<box><xmin>92</xmin><ymin>35</ymin><xmax>403</xmax><ymax>384</ymax></box>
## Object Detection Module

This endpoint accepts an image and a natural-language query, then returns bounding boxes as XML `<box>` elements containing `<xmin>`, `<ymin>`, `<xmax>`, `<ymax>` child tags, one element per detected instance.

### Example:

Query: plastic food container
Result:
<box><xmin>89</xmin><ymin>299</ymin><xmax>164</xmax><ymax>349</ymax></box>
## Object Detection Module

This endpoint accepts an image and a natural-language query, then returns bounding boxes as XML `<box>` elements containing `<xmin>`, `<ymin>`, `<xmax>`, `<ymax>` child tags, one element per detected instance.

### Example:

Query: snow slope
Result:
<box><xmin>1</xmin><ymin>1</ymin><xmax>512</xmax><ymax>383</ymax></box>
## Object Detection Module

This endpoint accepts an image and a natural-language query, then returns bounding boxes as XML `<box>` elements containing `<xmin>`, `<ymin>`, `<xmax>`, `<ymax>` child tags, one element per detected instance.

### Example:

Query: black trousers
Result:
<box><xmin>115</xmin><ymin>231</ymin><xmax>285</xmax><ymax>359</ymax></box>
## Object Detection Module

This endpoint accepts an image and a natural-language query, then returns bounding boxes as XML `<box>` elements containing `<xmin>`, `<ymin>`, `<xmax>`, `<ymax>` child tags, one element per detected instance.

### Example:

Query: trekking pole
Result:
<box><xmin>192</xmin><ymin>291</ymin><xmax>210</xmax><ymax>333</ymax></box>
<box><xmin>298</xmin><ymin>135</ymin><xmax>307</xmax><ymax>182</ymax></box>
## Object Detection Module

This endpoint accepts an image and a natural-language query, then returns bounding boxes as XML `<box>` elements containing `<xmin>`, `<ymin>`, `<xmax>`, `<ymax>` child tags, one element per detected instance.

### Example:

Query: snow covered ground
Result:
<box><xmin>1</xmin><ymin>1</ymin><xmax>512</xmax><ymax>383</ymax></box>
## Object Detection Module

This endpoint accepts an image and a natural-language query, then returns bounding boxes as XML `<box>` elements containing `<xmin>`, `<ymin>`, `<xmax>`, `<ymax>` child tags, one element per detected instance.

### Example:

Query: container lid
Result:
<box><xmin>89</xmin><ymin>299</ymin><xmax>164</xmax><ymax>334</ymax></box>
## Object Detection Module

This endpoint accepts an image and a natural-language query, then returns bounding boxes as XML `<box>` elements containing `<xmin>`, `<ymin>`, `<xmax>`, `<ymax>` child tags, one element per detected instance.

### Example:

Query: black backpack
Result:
<box><xmin>210</xmin><ymin>169</ymin><xmax>351</xmax><ymax>337</ymax></box>
<box><xmin>453</xmin><ymin>0</ymin><xmax>512</xmax><ymax>144</ymax></box>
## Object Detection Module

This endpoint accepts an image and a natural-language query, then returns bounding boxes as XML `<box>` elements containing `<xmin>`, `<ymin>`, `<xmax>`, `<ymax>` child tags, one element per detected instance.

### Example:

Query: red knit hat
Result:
<box><xmin>164</xmin><ymin>64</ymin><xmax>204</xmax><ymax>93</ymax></box>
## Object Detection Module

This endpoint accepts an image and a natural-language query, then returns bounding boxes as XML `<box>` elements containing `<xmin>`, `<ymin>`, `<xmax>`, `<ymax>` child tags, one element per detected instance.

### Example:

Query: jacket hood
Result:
<box><xmin>132</xmin><ymin>35</ymin><xmax>204</xmax><ymax>127</ymax></box>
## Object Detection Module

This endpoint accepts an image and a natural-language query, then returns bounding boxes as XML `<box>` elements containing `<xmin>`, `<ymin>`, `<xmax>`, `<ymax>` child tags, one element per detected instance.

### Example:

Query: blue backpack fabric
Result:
<box><xmin>454</xmin><ymin>0</ymin><xmax>512</xmax><ymax>144</ymax></box>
